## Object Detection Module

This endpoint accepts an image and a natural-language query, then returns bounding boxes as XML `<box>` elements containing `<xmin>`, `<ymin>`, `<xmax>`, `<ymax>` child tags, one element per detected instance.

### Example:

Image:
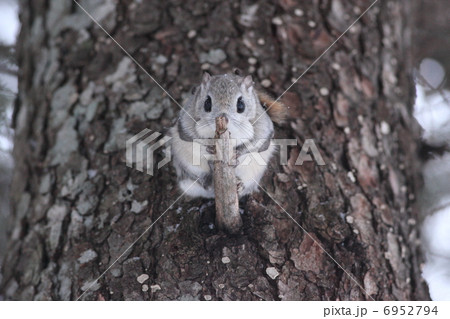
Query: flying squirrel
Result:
<box><xmin>168</xmin><ymin>70</ymin><xmax>287</xmax><ymax>198</ymax></box>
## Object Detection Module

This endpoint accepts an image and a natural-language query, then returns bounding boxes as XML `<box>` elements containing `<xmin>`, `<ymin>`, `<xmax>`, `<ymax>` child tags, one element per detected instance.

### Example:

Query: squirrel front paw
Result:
<box><xmin>229</xmin><ymin>149</ymin><xmax>242</xmax><ymax>167</ymax></box>
<box><xmin>229</xmin><ymin>153</ymin><xmax>238</xmax><ymax>167</ymax></box>
<box><xmin>236</xmin><ymin>177</ymin><xmax>244</xmax><ymax>195</ymax></box>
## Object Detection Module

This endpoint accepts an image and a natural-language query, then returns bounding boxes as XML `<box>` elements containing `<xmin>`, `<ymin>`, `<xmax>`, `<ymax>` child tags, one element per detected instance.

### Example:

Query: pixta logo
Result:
<box><xmin>126</xmin><ymin>129</ymin><xmax>172</xmax><ymax>176</ymax></box>
<box><xmin>126</xmin><ymin>129</ymin><xmax>325</xmax><ymax>176</ymax></box>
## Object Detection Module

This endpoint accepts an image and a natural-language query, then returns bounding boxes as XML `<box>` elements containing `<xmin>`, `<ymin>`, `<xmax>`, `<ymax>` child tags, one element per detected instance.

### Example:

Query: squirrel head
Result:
<box><xmin>188</xmin><ymin>72</ymin><xmax>260</xmax><ymax>142</ymax></box>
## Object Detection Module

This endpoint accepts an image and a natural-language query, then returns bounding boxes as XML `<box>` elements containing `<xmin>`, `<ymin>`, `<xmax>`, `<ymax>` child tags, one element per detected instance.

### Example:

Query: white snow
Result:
<box><xmin>0</xmin><ymin>1</ymin><xmax>19</xmax><ymax>45</ymax></box>
<box><xmin>422</xmin><ymin>206</ymin><xmax>450</xmax><ymax>301</ymax></box>
<box><xmin>414</xmin><ymin>85</ymin><xmax>450</xmax><ymax>147</ymax></box>
<box><xmin>0</xmin><ymin>0</ymin><xmax>18</xmax><ymax>153</ymax></box>
<box><xmin>77</xmin><ymin>249</ymin><xmax>98</xmax><ymax>264</ymax></box>
<box><xmin>414</xmin><ymin>58</ymin><xmax>450</xmax><ymax>301</ymax></box>
<box><xmin>136</xmin><ymin>274</ymin><xmax>149</xmax><ymax>284</ymax></box>
<box><xmin>266</xmin><ymin>267</ymin><xmax>280</xmax><ymax>279</ymax></box>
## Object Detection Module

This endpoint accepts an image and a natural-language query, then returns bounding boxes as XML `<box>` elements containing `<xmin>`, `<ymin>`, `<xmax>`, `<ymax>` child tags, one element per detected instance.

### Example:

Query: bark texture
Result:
<box><xmin>1</xmin><ymin>0</ymin><xmax>429</xmax><ymax>300</ymax></box>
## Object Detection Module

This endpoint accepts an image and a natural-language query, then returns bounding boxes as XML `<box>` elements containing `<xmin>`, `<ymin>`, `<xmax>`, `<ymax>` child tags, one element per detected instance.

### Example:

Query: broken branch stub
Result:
<box><xmin>213</xmin><ymin>116</ymin><xmax>242</xmax><ymax>233</ymax></box>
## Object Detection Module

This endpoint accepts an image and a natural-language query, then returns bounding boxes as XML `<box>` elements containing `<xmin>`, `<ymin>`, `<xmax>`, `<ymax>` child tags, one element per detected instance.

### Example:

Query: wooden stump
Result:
<box><xmin>213</xmin><ymin>116</ymin><xmax>242</xmax><ymax>234</ymax></box>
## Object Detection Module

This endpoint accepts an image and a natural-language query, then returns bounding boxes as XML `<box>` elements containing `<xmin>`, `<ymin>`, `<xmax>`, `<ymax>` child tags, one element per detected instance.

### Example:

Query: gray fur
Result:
<box><xmin>169</xmin><ymin>73</ymin><xmax>276</xmax><ymax>198</ymax></box>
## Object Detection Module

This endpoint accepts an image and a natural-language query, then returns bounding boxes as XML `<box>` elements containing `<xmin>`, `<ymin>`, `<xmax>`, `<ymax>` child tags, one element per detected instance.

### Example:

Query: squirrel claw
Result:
<box><xmin>236</xmin><ymin>178</ymin><xmax>244</xmax><ymax>194</ymax></box>
<box><xmin>229</xmin><ymin>153</ymin><xmax>240</xmax><ymax>167</ymax></box>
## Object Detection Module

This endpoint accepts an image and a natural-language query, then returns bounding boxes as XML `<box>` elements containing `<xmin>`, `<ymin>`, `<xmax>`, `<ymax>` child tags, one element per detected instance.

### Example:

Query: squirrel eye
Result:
<box><xmin>237</xmin><ymin>97</ymin><xmax>245</xmax><ymax>113</ymax></box>
<box><xmin>204</xmin><ymin>95</ymin><xmax>212</xmax><ymax>112</ymax></box>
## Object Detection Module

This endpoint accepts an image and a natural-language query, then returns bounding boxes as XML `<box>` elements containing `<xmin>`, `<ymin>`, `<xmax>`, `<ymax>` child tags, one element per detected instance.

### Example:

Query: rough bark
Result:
<box><xmin>0</xmin><ymin>0</ymin><xmax>429</xmax><ymax>300</ymax></box>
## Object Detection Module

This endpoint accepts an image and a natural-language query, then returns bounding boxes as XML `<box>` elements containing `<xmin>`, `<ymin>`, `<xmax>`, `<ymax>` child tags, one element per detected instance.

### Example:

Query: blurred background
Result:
<box><xmin>0</xmin><ymin>0</ymin><xmax>18</xmax><ymax>271</ymax></box>
<box><xmin>411</xmin><ymin>0</ymin><xmax>450</xmax><ymax>301</ymax></box>
<box><xmin>0</xmin><ymin>0</ymin><xmax>449</xmax><ymax>300</ymax></box>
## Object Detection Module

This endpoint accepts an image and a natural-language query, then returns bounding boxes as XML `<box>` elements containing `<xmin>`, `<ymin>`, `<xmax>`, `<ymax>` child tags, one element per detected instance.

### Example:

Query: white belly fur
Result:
<box><xmin>171</xmin><ymin>126</ymin><xmax>276</xmax><ymax>198</ymax></box>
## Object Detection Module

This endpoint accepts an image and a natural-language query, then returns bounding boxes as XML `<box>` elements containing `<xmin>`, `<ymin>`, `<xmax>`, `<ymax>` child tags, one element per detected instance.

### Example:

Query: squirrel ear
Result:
<box><xmin>201</xmin><ymin>72</ymin><xmax>211</xmax><ymax>89</ymax></box>
<box><xmin>241</xmin><ymin>75</ymin><xmax>253</xmax><ymax>91</ymax></box>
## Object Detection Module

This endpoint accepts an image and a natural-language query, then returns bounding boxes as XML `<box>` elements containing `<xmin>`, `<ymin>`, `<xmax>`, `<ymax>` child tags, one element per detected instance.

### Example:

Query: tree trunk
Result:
<box><xmin>1</xmin><ymin>0</ymin><xmax>429</xmax><ymax>300</ymax></box>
